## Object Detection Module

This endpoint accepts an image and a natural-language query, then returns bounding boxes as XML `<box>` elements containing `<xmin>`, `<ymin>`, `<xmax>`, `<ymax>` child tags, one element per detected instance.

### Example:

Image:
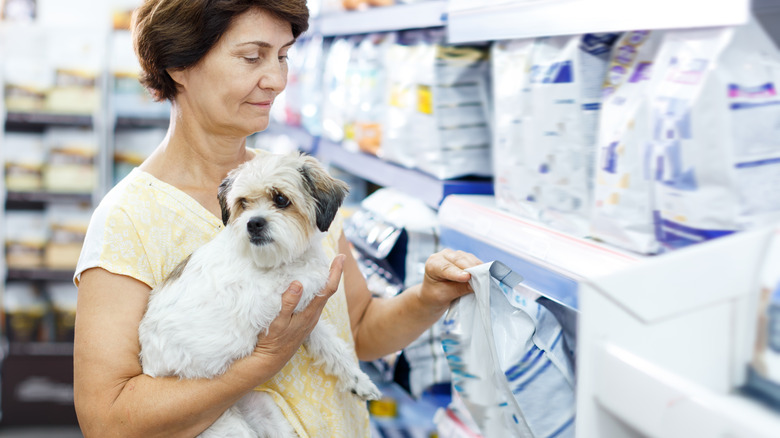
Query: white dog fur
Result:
<box><xmin>138</xmin><ymin>152</ymin><xmax>381</xmax><ymax>437</ymax></box>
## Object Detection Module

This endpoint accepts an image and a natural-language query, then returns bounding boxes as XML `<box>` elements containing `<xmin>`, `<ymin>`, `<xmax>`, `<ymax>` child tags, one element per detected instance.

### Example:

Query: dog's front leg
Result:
<box><xmin>305</xmin><ymin>321</ymin><xmax>382</xmax><ymax>401</ymax></box>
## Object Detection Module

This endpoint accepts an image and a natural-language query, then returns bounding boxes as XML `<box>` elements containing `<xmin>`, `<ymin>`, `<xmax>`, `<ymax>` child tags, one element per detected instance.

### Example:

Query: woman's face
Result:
<box><xmin>172</xmin><ymin>8</ymin><xmax>295</xmax><ymax>137</ymax></box>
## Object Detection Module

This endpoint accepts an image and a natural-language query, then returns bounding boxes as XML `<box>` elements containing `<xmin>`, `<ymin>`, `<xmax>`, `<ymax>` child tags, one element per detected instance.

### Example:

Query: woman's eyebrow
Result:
<box><xmin>237</xmin><ymin>39</ymin><xmax>296</xmax><ymax>49</ymax></box>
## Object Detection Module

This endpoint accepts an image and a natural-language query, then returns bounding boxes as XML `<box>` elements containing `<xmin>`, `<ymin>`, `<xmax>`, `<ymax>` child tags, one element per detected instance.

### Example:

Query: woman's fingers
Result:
<box><xmin>426</xmin><ymin>249</ymin><xmax>482</xmax><ymax>283</ymax></box>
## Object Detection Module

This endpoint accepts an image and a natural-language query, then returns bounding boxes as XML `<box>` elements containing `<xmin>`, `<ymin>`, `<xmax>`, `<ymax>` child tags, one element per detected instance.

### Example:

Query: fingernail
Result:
<box><xmin>289</xmin><ymin>282</ymin><xmax>302</xmax><ymax>294</ymax></box>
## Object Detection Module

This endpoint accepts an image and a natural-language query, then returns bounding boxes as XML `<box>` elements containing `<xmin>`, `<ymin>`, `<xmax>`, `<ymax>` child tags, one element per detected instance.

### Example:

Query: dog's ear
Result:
<box><xmin>217</xmin><ymin>175</ymin><xmax>235</xmax><ymax>226</ymax></box>
<box><xmin>299</xmin><ymin>155</ymin><xmax>349</xmax><ymax>232</ymax></box>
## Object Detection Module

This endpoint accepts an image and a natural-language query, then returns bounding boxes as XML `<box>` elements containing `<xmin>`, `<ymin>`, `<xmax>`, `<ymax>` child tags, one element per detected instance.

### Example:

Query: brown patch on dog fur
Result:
<box><xmin>159</xmin><ymin>253</ymin><xmax>193</xmax><ymax>289</ymax></box>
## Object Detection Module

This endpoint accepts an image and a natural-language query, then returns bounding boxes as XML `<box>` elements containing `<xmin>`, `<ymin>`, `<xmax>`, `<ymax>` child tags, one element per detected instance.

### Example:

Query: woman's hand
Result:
<box><xmin>250</xmin><ymin>255</ymin><xmax>345</xmax><ymax>374</ymax></box>
<box><xmin>419</xmin><ymin>249</ymin><xmax>482</xmax><ymax>313</ymax></box>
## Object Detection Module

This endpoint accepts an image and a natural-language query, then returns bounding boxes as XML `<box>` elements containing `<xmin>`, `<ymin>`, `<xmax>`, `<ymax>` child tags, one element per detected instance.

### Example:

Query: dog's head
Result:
<box><xmin>217</xmin><ymin>152</ymin><xmax>349</xmax><ymax>268</ymax></box>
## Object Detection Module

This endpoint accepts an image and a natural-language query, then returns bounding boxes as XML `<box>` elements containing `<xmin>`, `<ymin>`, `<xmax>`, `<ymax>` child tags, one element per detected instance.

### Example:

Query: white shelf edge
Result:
<box><xmin>595</xmin><ymin>343</ymin><xmax>780</xmax><ymax>438</ymax></box>
<box><xmin>438</xmin><ymin>195</ymin><xmax>640</xmax><ymax>280</ymax></box>
<box><xmin>319</xmin><ymin>1</ymin><xmax>447</xmax><ymax>36</ymax></box>
<box><xmin>446</xmin><ymin>0</ymin><xmax>750</xmax><ymax>43</ymax></box>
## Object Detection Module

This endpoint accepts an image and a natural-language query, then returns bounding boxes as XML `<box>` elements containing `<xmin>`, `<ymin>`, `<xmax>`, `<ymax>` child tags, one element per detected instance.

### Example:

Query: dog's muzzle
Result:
<box><xmin>247</xmin><ymin>216</ymin><xmax>272</xmax><ymax>245</ymax></box>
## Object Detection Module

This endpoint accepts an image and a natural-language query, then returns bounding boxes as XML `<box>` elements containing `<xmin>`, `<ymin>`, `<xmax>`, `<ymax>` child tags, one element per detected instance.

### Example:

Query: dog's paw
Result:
<box><xmin>349</xmin><ymin>375</ymin><xmax>382</xmax><ymax>401</ymax></box>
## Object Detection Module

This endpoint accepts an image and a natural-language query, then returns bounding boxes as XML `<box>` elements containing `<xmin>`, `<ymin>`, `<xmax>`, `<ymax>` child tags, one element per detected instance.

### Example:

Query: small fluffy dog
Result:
<box><xmin>138</xmin><ymin>152</ymin><xmax>381</xmax><ymax>438</ymax></box>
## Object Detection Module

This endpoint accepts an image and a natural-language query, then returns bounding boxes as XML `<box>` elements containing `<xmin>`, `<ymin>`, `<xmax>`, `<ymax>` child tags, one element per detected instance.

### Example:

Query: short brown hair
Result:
<box><xmin>132</xmin><ymin>0</ymin><xmax>309</xmax><ymax>102</ymax></box>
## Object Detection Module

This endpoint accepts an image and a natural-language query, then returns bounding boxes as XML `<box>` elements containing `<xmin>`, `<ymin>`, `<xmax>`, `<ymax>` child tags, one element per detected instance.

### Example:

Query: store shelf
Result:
<box><xmin>319</xmin><ymin>1</ymin><xmax>447</xmax><ymax>36</ymax></box>
<box><xmin>115</xmin><ymin>115</ymin><xmax>169</xmax><ymax>129</ymax></box>
<box><xmin>446</xmin><ymin>0</ymin><xmax>750</xmax><ymax>43</ymax></box>
<box><xmin>5</xmin><ymin>268</ymin><xmax>75</xmax><ymax>282</ymax></box>
<box><xmin>593</xmin><ymin>343</ymin><xmax>780</xmax><ymax>438</ymax></box>
<box><xmin>5</xmin><ymin>191</ymin><xmax>92</xmax><ymax>206</ymax></box>
<box><xmin>5</xmin><ymin>112</ymin><xmax>93</xmax><ymax>129</ymax></box>
<box><xmin>438</xmin><ymin>195</ymin><xmax>641</xmax><ymax>310</ymax></box>
<box><xmin>316</xmin><ymin>139</ymin><xmax>493</xmax><ymax>209</ymax></box>
<box><xmin>7</xmin><ymin>342</ymin><xmax>74</xmax><ymax>356</ymax></box>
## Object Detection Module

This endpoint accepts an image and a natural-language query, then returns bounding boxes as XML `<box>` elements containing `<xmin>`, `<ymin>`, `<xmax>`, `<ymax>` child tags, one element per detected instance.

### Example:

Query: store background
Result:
<box><xmin>2</xmin><ymin>0</ymin><xmax>780</xmax><ymax>437</ymax></box>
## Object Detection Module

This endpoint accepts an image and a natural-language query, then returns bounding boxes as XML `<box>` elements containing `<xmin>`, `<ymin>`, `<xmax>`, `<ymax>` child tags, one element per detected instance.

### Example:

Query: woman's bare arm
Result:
<box><xmin>339</xmin><ymin>233</ymin><xmax>480</xmax><ymax>361</ymax></box>
<box><xmin>74</xmin><ymin>257</ymin><xmax>343</xmax><ymax>437</ymax></box>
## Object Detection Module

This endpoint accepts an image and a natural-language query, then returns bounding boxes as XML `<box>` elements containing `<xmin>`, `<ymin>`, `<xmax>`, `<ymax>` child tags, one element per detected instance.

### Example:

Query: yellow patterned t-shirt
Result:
<box><xmin>74</xmin><ymin>167</ymin><xmax>371</xmax><ymax>437</ymax></box>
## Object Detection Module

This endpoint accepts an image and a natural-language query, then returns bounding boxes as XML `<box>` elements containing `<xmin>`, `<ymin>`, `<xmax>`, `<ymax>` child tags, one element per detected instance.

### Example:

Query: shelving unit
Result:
<box><xmin>438</xmin><ymin>195</ymin><xmax>640</xmax><ymax>310</ymax></box>
<box><xmin>446</xmin><ymin>0</ymin><xmax>751</xmax><ymax>43</ymax></box>
<box><xmin>319</xmin><ymin>0</ymin><xmax>447</xmax><ymax>36</ymax></box>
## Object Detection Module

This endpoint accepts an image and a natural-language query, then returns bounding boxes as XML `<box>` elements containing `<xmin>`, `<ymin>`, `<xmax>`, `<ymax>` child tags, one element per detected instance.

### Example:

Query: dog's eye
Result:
<box><xmin>273</xmin><ymin>193</ymin><xmax>291</xmax><ymax>209</ymax></box>
<box><xmin>238</xmin><ymin>198</ymin><xmax>248</xmax><ymax>208</ymax></box>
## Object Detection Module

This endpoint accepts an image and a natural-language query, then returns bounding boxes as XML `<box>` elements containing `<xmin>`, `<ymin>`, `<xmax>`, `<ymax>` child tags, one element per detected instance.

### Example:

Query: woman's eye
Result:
<box><xmin>243</xmin><ymin>57</ymin><xmax>260</xmax><ymax>63</ymax></box>
<box><xmin>279</xmin><ymin>55</ymin><xmax>289</xmax><ymax>62</ymax></box>
<box><xmin>274</xmin><ymin>193</ymin><xmax>291</xmax><ymax>208</ymax></box>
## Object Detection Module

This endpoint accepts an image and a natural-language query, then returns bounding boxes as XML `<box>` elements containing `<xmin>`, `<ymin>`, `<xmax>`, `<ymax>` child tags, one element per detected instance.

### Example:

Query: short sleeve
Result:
<box><xmin>74</xmin><ymin>199</ymin><xmax>155</xmax><ymax>288</ymax></box>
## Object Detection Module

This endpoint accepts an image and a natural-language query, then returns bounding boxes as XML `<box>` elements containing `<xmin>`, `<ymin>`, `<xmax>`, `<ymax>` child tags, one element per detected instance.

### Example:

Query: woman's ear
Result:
<box><xmin>166</xmin><ymin>68</ymin><xmax>186</xmax><ymax>87</ymax></box>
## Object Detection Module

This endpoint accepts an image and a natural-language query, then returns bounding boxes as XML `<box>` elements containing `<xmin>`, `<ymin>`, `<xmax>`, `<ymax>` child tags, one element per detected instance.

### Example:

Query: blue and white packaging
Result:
<box><xmin>518</xmin><ymin>33</ymin><xmax>620</xmax><ymax>236</ymax></box>
<box><xmin>591</xmin><ymin>31</ymin><xmax>663</xmax><ymax>255</ymax></box>
<box><xmin>649</xmin><ymin>19</ymin><xmax>780</xmax><ymax>250</ymax></box>
<box><xmin>441</xmin><ymin>262</ymin><xmax>576</xmax><ymax>438</ymax></box>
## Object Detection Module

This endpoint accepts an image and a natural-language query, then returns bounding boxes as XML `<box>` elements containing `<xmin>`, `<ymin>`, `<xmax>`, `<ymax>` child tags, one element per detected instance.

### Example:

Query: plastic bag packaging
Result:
<box><xmin>591</xmin><ymin>31</ymin><xmax>663</xmax><ymax>255</ymax></box>
<box><xmin>519</xmin><ymin>33</ymin><xmax>620</xmax><ymax>236</ymax></box>
<box><xmin>321</xmin><ymin>36</ymin><xmax>357</xmax><ymax>143</ymax></box>
<box><xmin>354</xmin><ymin>32</ymin><xmax>395</xmax><ymax>156</ymax></box>
<box><xmin>491</xmin><ymin>38</ymin><xmax>539</xmax><ymax>221</ymax></box>
<box><xmin>649</xmin><ymin>18</ymin><xmax>780</xmax><ymax>250</ymax></box>
<box><xmin>381</xmin><ymin>30</ymin><xmax>428</xmax><ymax>169</ymax></box>
<box><xmin>411</xmin><ymin>29</ymin><xmax>492</xmax><ymax>179</ymax></box>
<box><xmin>745</xmin><ymin>226</ymin><xmax>780</xmax><ymax>410</ymax></box>
<box><xmin>441</xmin><ymin>261</ymin><xmax>576</xmax><ymax>438</ymax></box>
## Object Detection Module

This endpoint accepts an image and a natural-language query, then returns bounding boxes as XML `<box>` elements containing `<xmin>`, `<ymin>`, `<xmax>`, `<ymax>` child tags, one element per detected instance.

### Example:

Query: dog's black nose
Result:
<box><xmin>247</xmin><ymin>217</ymin><xmax>267</xmax><ymax>234</ymax></box>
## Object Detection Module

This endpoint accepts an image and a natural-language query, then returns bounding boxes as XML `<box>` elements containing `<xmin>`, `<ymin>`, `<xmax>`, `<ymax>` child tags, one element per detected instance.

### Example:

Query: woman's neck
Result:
<box><xmin>139</xmin><ymin>105</ymin><xmax>255</xmax><ymax>217</ymax></box>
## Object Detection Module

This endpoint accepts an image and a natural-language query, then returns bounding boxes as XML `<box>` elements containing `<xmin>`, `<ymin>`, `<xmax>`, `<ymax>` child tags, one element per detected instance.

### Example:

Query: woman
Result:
<box><xmin>73</xmin><ymin>1</ymin><xmax>481</xmax><ymax>437</ymax></box>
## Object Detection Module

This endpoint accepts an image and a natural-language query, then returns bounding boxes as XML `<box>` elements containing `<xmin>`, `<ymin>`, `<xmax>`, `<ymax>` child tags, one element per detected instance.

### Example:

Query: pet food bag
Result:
<box><xmin>491</xmin><ymin>38</ymin><xmax>540</xmax><ymax>221</ymax></box>
<box><xmin>381</xmin><ymin>30</ymin><xmax>429</xmax><ymax>169</ymax></box>
<box><xmin>649</xmin><ymin>18</ymin><xmax>780</xmax><ymax>250</ymax></box>
<box><xmin>746</xmin><ymin>227</ymin><xmax>780</xmax><ymax>410</ymax></box>
<box><xmin>441</xmin><ymin>261</ymin><xmax>576</xmax><ymax>438</ymax></box>
<box><xmin>411</xmin><ymin>30</ymin><xmax>492</xmax><ymax>179</ymax></box>
<box><xmin>518</xmin><ymin>33</ymin><xmax>620</xmax><ymax>236</ymax></box>
<box><xmin>321</xmin><ymin>36</ymin><xmax>357</xmax><ymax>143</ymax></box>
<box><xmin>591</xmin><ymin>31</ymin><xmax>663</xmax><ymax>254</ymax></box>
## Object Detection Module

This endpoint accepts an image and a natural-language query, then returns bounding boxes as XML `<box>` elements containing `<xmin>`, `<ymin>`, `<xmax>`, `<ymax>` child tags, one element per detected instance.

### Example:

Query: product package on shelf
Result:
<box><xmin>381</xmin><ymin>29</ymin><xmax>429</xmax><ymax>169</ymax></box>
<box><xmin>2</xmin><ymin>24</ymin><xmax>51</xmax><ymax>113</ymax></box>
<box><xmin>43</xmin><ymin>127</ymin><xmax>98</xmax><ymax>194</ymax></box>
<box><xmin>442</xmin><ymin>261</ymin><xmax>576</xmax><ymax>438</ymax></box>
<box><xmin>113</xmin><ymin>128</ymin><xmax>166</xmax><ymax>184</ymax></box>
<box><xmin>591</xmin><ymin>31</ymin><xmax>663</xmax><ymax>255</ymax></box>
<box><xmin>353</xmin><ymin>32</ymin><xmax>395</xmax><ymax>156</ymax></box>
<box><xmin>520</xmin><ymin>33</ymin><xmax>620</xmax><ymax>237</ymax></box>
<box><xmin>412</xmin><ymin>29</ymin><xmax>492</xmax><ymax>180</ymax></box>
<box><xmin>2</xmin><ymin>282</ymin><xmax>47</xmax><ymax>343</ymax></box>
<box><xmin>648</xmin><ymin>18</ymin><xmax>780</xmax><ymax>251</ymax></box>
<box><xmin>4</xmin><ymin>132</ymin><xmax>46</xmax><ymax>192</ymax></box>
<box><xmin>5</xmin><ymin>211</ymin><xmax>47</xmax><ymax>269</ymax></box>
<box><xmin>43</xmin><ymin>27</ymin><xmax>104</xmax><ymax>115</ymax></box>
<box><xmin>43</xmin><ymin>204</ymin><xmax>92</xmax><ymax>270</ymax></box>
<box><xmin>45</xmin><ymin>68</ymin><xmax>99</xmax><ymax>115</ymax></box>
<box><xmin>321</xmin><ymin>35</ymin><xmax>359</xmax><ymax>144</ymax></box>
<box><xmin>299</xmin><ymin>33</ymin><xmax>326</xmax><ymax>137</ymax></box>
<box><xmin>491</xmin><ymin>38</ymin><xmax>537</xmax><ymax>220</ymax></box>
<box><xmin>48</xmin><ymin>282</ymin><xmax>78</xmax><ymax>343</ymax></box>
